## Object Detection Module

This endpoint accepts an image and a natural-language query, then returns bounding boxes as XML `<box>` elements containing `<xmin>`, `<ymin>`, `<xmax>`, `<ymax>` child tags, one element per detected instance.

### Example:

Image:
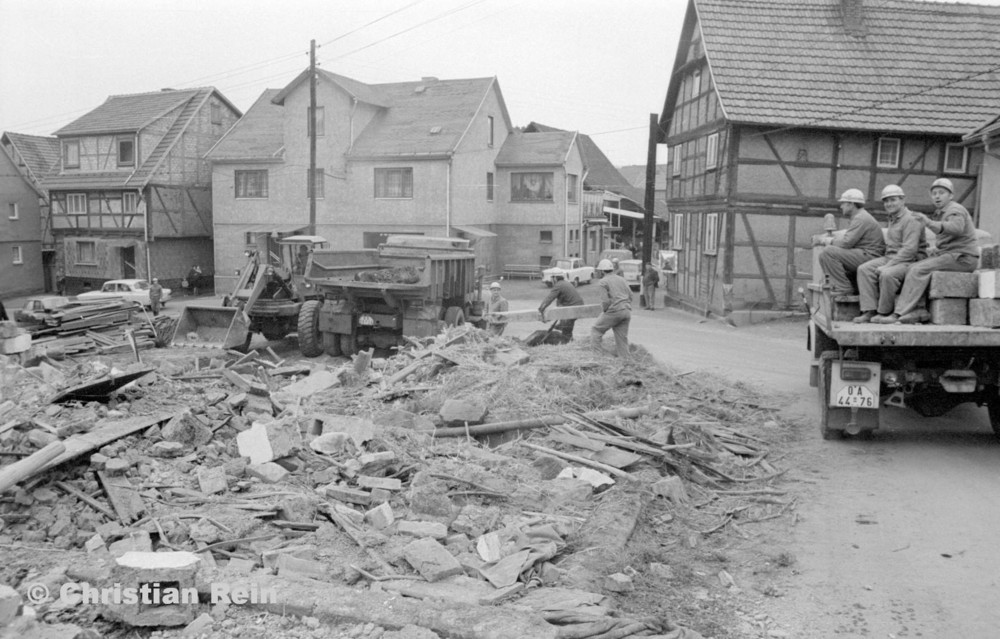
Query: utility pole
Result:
<box><xmin>309</xmin><ymin>39</ymin><xmax>317</xmax><ymax>236</ymax></box>
<box><xmin>641</xmin><ymin>113</ymin><xmax>658</xmax><ymax>268</ymax></box>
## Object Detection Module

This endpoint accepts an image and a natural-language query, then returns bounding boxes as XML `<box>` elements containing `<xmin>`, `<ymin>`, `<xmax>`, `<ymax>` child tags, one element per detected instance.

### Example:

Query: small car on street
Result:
<box><xmin>77</xmin><ymin>279</ymin><xmax>172</xmax><ymax>309</ymax></box>
<box><xmin>13</xmin><ymin>296</ymin><xmax>72</xmax><ymax>328</ymax></box>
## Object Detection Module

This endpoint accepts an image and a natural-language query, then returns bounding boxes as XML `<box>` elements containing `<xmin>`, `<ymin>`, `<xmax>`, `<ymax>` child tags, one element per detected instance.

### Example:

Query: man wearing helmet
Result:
<box><xmin>538</xmin><ymin>271</ymin><xmax>584</xmax><ymax>339</ymax></box>
<box><xmin>591</xmin><ymin>259</ymin><xmax>632</xmax><ymax>358</ymax></box>
<box><xmin>816</xmin><ymin>188</ymin><xmax>886</xmax><ymax>296</ymax></box>
<box><xmin>874</xmin><ymin>178</ymin><xmax>979</xmax><ymax>324</ymax></box>
<box><xmin>854</xmin><ymin>185</ymin><xmax>928</xmax><ymax>323</ymax></box>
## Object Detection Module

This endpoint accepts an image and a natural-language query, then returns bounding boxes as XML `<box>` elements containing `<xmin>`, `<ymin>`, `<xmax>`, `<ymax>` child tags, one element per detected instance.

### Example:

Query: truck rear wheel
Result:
<box><xmin>985</xmin><ymin>385</ymin><xmax>1000</xmax><ymax>441</ymax></box>
<box><xmin>444</xmin><ymin>306</ymin><xmax>465</xmax><ymax>326</ymax></box>
<box><xmin>297</xmin><ymin>300</ymin><xmax>323</xmax><ymax>357</ymax></box>
<box><xmin>818</xmin><ymin>351</ymin><xmax>843</xmax><ymax>440</ymax></box>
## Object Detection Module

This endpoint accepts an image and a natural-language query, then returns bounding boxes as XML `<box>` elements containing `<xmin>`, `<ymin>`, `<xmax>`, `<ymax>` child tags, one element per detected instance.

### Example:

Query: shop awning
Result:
<box><xmin>603</xmin><ymin>206</ymin><xmax>660</xmax><ymax>221</ymax></box>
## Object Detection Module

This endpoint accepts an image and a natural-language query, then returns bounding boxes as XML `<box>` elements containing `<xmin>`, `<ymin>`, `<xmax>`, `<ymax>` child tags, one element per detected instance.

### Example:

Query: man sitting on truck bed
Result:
<box><xmin>872</xmin><ymin>177</ymin><xmax>979</xmax><ymax>324</ymax></box>
<box><xmin>816</xmin><ymin>188</ymin><xmax>886</xmax><ymax>296</ymax></box>
<box><xmin>854</xmin><ymin>184</ymin><xmax>928</xmax><ymax>324</ymax></box>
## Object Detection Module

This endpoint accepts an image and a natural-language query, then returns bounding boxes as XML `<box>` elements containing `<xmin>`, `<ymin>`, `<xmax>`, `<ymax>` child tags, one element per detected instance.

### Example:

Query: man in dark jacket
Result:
<box><xmin>539</xmin><ymin>272</ymin><xmax>584</xmax><ymax>339</ymax></box>
<box><xmin>641</xmin><ymin>264</ymin><xmax>660</xmax><ymax>310</ymax></box>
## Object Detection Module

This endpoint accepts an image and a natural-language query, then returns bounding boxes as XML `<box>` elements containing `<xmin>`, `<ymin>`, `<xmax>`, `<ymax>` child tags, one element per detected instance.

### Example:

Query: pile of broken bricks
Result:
<box><xmin>0</xmin><ymin>326</ymin><xmax>789</xmax><ymax>639</ymax></box>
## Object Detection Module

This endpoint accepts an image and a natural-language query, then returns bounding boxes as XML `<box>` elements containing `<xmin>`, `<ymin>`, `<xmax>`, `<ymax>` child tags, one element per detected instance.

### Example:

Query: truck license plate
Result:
<box><xmin>835</xmin><ymin>385</ymin><xmax>876</xmax><ymax>408</ymax></box>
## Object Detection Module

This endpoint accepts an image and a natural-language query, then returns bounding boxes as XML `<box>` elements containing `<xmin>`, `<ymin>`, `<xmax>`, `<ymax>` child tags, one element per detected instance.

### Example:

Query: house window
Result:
<box><xmin>944</xmin><ymin>143</ymin><xmax>967</xmax><ymax>174</ymax></box>
<box><xmin>488</xmin><ymin>116</ymin><xmax>495</xmax><ymax>147</ymax></box>
<box><xmin>567</xmin><ymin>174</ymin><xmax>578</xmax><ymax>203</ymax></box>
<box><xmin>12</xmin><ymin>246</ymin><xmax>22</xmax><ymax>265</ymax></box>
<box><xmin>540</xmin><ymin>230</ymin><xmax>553</xmax><ymax>243</ymax></box>
<box><xmin>307</xmin><ymin>106</ymin><xmax>325</xmax><ymax>137</ymax></box>
<box><xmin>374</xmin><ymin>168</ymin><xmax>413</xmax><ymax>198</ymax></box>
<box><xmin>672</xmin><ymin>145</ymin><xmax>681</xmax><ymax>177</ymax></box>
<box><xmin>235</xmin><ymin>170</ymin><xmax>268</xmax><ymax>198</ymax></box>
<box><xmin>308</xmin><ymin>168</ymin><xmax>325</xmax><ymax>199</ymax></box>
<box><xmin>8</xmin><ymin>202</ymin><xmax>18</xmax><ymax>220</ymax></box>
<box><xmin>486</xmin><ymin>172</ymin><xmax>494</xmax><ymax>202</ymax></box>
<box><xmin>671</xmin><ymin>213</ymin><xmax>684</xmax><ymax>249</ymax></box>
<box><xmin>691</xmin><ymin>69</ymin><xmax>702</xmax><ymax>98</ymax></box>
<box><xmin>66</xmin><ymin>193</ymin><xmax>87</xmax><ymax>215</ymax></box>
<box><xmin>539</xmin><ymin>255</ymin><xmax>552</xmax><ymax>268</ymax></box>
<box><xmin>64</xmin><ymin>140</ymin><xmax>80</xmax><ymax>169</ymax></box>
<box><xmin>511</xmin><ymin>172</ymin><xmax>554</xmax><ymax>201</ymax></box>
<box><xmin>704</xmin><ymin>213</ymin><xmax>719</xmax><ymax>255</ymax></box>
<box><xmin>706</xmin><ymin>133</ymin><xmax>719</xmax><ymax>170</ymax></box>
<box><xmin>117</xmin><ymin>136</ymin><xmax>135</xmax><ymax>167</ymax></box>
<box><xmin>122</xmin><ymin>192</ymin><xmax>139</xmax><ymax>214</ymax></box>
<box><xmin>877</xmin><ymin>137</ymin><xmax>900</xmax><ymax>168</ymax></box>
<box><xmin>211</xmin><ymin>103</ymin><xmax>222</xmax><ymax>125</ymax></box>
<box><xmin>77</xmin><ymin>241</ymin><xmax>96</xmax><ymax>264</ymax></box>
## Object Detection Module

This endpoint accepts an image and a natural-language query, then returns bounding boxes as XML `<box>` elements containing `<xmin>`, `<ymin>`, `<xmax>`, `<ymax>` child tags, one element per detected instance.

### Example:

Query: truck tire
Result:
<box><xmin>817</xmin><ymin>351</ymin><xmax>843</xmax><ymax>440</ymax></box>
<box><xmin>297</xmin><ymin>300</ymin><xmax>323</xmax><ymax>357</ymax></box>
<box><xmin>444</xmin><ymin>306</ymin><xmax>465</xmax><ymax>326</ymax></box>
<box><xmin>985</xmin><ymin>385</ymin><xmax>1000</xmax><ymax>441</ymax></box>
<box><xmin>340</xmin><ymin>333</ymin><xmax>357</xmax><ymax>357</ymax></box>
<box><xmin>573</xmin><ymin>278</ymin><xmax>580</xmax><ymax>287</ymax></box>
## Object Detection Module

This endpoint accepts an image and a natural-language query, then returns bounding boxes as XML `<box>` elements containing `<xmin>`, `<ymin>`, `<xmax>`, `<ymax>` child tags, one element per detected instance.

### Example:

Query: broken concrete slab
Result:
<box><xmin>397</xmin><ymin>520</ymin><xmax>448</xmax><ymax>540</ymax></box>
<box><xmin>196</xmin><ymin>466</ymin><xmax>228</xmax><ymax>495</ymax></box>
<box><xmin>236</xmin><ymin>419</ymin><xmax>302</xmax><ymax>465</ymax></box>
<box><xmin>105</xmin><ymin>551</ymin><xmax>201</xmax><ymax>627</ymax></box>
<box><xmin>439</xmin><ymin>399</ymin><xmax>488</xmax><ymax>426</ymax></box>
<box><xmin>246</xmin><ymin>462</ymin><xmax>290</xmax><ymax>484</ymax></box>
<box><xmin>402</xmin><ymin>537</ymin><xmax>464</xmax><ymax>582</ymax></box>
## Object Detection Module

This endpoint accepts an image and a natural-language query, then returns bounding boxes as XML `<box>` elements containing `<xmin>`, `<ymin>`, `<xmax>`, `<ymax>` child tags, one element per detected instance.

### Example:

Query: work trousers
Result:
<box><xmin>591</xmin><ymin>309</ymin><xmax>631</xmax><ymax>359</ymax></box>
<box><xmin>150</xmin><ymin>299</ymin><xmax>161</xmax><ymax>316</ymax></box>
<box><xmin>894</xmin><ymin>252</ymin><xmax>978</xmax><ymax>316</ymax></box>
<box><xmin>818</xmin><ymin>246</ymin><xmax>878</xmax><ymax>294</ymax></box>
<box><xmin>642</xmin><ymin>284</ymin><xmax>657</xmax><ymax>309</ymax></box>
<box><xmin>857</xmin><ymin>257</ymin><xmax>913</xmax><ymax>315</ymax></box>
<box><xmin>554</xmin><ymin>319</ymin><xmax>576</xmax><ymax>338</ymax></box>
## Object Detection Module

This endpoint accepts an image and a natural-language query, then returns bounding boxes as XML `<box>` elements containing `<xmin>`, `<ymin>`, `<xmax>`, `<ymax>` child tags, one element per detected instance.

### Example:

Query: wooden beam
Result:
<box><xmin>763</xmin><ymin>134</ymin><xmax>803</xmax><ymax>198</ymax></box>
<box><xmin>740</xmin><ymin>212</ymin><xmax>777</xmax><ymax>306</ymax></box>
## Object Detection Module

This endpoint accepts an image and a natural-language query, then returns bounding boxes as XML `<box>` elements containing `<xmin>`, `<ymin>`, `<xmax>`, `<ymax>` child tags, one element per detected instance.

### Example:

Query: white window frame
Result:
<box><xmin>117</xmin><ymin>135</ymin><xmax>135</xmax><ymax>167</ymax></box>
<box><xmin>122</xmin><ymin>192</ymin><xmax>139</xmax><ymax>214</ymax></box>
<box><xmin>567</xmin><ymin>174</ymin><xmax>578</xmax><ymax>203</ymax></box>
<box><xmin>706</xmin><ymin>133</ymin><xmax>720</xmax><ymax>170</ymax></box>
<box><xmin>66</xmin><ymin>193</ymin><xmax>87</xmax><ymax>215</ymax></box>
<box><xmin>12</xmin><ymin>245</ymin><xmax>23</xmax><ymax>265</ymax></box>
<box><xmin>944</xmin><ymin>143</ymin><xmax>968</xmax><ymax>174</ymax></box>
<box><xmin>877</xmin><ymin>137</ymin><xmax>900</xmax><ymax>168</ymax></box>
<box><xmin>77</xmin><ymin>240</ymin><xmax>96</xmax><ymax>265</ymax></box>
<box><xmin>671</xmin><ymin>213</ymin><xmax>684</xmax><ymax>249</ymax></box>
<box><xmin>511</xmin><ymin>172</ymin><xmax>554</xmax><ymax>202</ymax></box>
<box><xmin>672</xmin><ymin>145</ymin><xmax>682</xmax><ymax>177</ymax></box>
<box><xmin>8</xmin><ymin>202</ymin><xmax>18</xmax><ymax>220</ymax></box>
<box><xmin>374</xmin><ymin>167</ymin><xmax>413</xmax><ymax>199</ymax></box>
<box><xmin>691</xmin><ymin>69</ymin><xmax>702</xmax><ymax>98</ymax></box>
<box><xmin>704</xmin><ymin>212</ymin><xmax>719</xmax><ymax>256</ymax></box>
<box><xmin>235</xmin><ymin>170</ymin><xmax>269</xmax><ymax>198</ymax></box>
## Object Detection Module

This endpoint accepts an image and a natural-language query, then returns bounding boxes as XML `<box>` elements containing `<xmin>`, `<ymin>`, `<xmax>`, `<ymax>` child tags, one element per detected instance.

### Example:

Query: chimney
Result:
<box><xmin>842</xmin><ymin>0</ymin><xmax>867</xmax><ymax>37</ymax></box>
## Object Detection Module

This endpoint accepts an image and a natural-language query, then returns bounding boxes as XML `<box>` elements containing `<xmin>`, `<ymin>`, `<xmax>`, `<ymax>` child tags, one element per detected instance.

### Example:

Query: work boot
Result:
<box><xmin>852</xmin><ymin>311</ymin><xmax>876</xmax><ymax>324</ymax></box>
<box><xmin>897</xmin><ymin>309</ymin><xmax>931</xmax><ymax>324</ymax></box>
<box><xmin>871</xmin><ymin>313</ymin><xmax>900</xmax><ymax>324</ymax></box>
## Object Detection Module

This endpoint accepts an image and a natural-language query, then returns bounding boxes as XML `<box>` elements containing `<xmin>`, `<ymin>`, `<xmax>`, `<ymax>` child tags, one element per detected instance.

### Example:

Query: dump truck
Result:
<box><xmin>297</xmin><ymin>235</ymin><xmax>485</xmax><ymax>357</ymax></box>
<box><xmin>172</xmin><ymin>236</ymin><xmax>328</xmax><ymax>351</ymax></box>
<box><xmin>807</xmin><ymin>234</ymin><xmax>1000</xmax><ymax>440</ymax></box>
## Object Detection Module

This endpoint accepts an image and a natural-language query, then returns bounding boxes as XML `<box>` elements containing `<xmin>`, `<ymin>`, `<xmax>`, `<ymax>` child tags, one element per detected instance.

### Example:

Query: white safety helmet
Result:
<box><xmin>838</xmin><ymin>188</ymin><xmax>866</xmax><ymax>205</ymax></box>
<box><xmin>931</xmin><ymin>177</ymin><xmax>954</xmax><ymax>193</ymax></box>
<box><xmin>880</xmin><ymin>184</ymin><xmax>905</xmax><ymax>200</ymax></box>
<box><xmin>489</xmin><ymin>281</ymin><xmax>501</xmax><ymax>290</ymax></box>
<box><xmin>597</xmin><ymin>259</ymin><xmax>614</xmax><ymax>272</ymax></box>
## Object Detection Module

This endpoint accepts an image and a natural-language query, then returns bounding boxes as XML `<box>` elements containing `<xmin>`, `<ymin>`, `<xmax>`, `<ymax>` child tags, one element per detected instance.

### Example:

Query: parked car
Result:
<box><xmin>541</xmin><ymin>257</ymin><xmax>595</xmax><ymax>287</ymax></box>
<box><xmin>77</xmin><ymin>279</ymin><xmax>172</xmax><ymax>309</ymax></box>
<box><xmin>13</xmin><ymin>296</ymin><xmax>72</xmax><ymax>328</ymax></box>
<box><xmin>594</xmin><ymin>248</ymin><xmax>635</xmax><ymax>277</ymax></box>
<box><xmin>619</xmin><ymin>259</ymin><xmax>643</xmax><ymax>290</ymax></box>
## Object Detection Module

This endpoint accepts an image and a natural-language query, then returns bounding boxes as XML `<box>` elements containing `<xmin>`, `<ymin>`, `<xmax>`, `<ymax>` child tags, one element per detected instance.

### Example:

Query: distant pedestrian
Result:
<box><xmin>56</xmin><ymin>268</ymin><xmax>66</xmax><ymax>296</ymax></box>
<box><xmin>149</xmin><ymin>278</ymin><xmax>164</xmax><ymax>316</ymax></box>
<box><xmin>486</xmin><ymin>282</ymin><xmax>509</xmax><ymax>336</ymax></box>
<box><xmin>187</xmin><ymin>265</ymin><xmax>203</xmax><ymax>296</ymax></box>
<box><xmin>641</xmin><ymin>263</ymin><xmax>660</xmax><ymax>310</ymax></box>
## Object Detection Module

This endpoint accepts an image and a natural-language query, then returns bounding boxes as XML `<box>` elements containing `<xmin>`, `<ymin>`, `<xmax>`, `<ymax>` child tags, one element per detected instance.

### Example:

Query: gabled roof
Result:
<box><xmin>206</xmin><ymin>89</ymin><xmax>285</xmax><ymax>161</ymax></box>
<box><xmin>272</xmin><ymin>69</ymin><xmax>390</xmax><ymax>108</ymax></box>
<box><xmin>495</xmin><ymin>130</ymin><xmax>577</xmax><ymax>166</ymax></box>
<box><xmin>55</xmin><ymin>87</ymin><xmax>237</xmax><ymax>136</ymax></box>
<box><xmin>348</xmin><ymin>76</ymin><xmax>502</xmax><ymax>158</ymax></box>
<box><xmin>680</xmin><ymin>0</ymin><xmax>1000</xmax><ymax>134</ymax></box>
<box><xmin>619</xmin><ymin>164</ymin><xmax>669</xmax><ymax>191</ymax></box>
<box><xmin>0</xmin><ymin>132</ymin><xmax>60</xmax><ymax>192</ymax></box>
<box><xmin>524</xmin><ymin>122</ymin><xmax>644</xmax><ymax>204</ymax></box>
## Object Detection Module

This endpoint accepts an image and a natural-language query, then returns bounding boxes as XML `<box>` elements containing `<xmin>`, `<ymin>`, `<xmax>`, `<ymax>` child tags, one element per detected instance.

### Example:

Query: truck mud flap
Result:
<box><xmin>171</xmin><ymin>305</ymin><xmax>250</xmax><ymax>350</ymax></box>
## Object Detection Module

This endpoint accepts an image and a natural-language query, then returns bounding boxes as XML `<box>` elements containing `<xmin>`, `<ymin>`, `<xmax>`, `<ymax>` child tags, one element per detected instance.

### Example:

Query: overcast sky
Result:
<box><xmin>2</xmin><ymin>0</ymin><xmax>999</xmax><ymax>169</ymax></box>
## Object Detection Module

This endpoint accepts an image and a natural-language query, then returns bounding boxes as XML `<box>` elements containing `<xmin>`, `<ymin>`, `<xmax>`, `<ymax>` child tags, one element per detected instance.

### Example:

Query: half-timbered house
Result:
<box><xmin>661</xmin><ymin>0</ymin><xmax>1000</xmax><ymax>318</ymax></box>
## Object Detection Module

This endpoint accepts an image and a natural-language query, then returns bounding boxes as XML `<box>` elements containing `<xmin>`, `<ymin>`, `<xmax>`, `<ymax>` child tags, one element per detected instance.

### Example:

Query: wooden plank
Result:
<box><xmin>40</xmin><ymin>411</ymin><xmax>179</xmax><ymax>473</ymax></box>
<box><xmin>98</xmin><ymin>471</ymin><xmax>145</xmax><ymax>524</ymax></box>
<box><xmin>0</xmin><ymin>442</ymin><xmax>66</xmax><ymax>493</ymax></box>
<box><xmin>492</xmin><ymin>303</ymin><xmax>603</xmax><ymax>323</ymax></box>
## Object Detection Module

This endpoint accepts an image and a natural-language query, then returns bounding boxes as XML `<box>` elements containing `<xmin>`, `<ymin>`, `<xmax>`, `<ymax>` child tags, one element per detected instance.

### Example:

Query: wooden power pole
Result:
<box><xmin>309</xmin><ymin>39</ymin><xmax>317</xmax><ymax>236</ymax></box>
<box><xmin>642</xmin><ymin>113</ymin><xmax>658</xmax><ymax>268</ymax></box>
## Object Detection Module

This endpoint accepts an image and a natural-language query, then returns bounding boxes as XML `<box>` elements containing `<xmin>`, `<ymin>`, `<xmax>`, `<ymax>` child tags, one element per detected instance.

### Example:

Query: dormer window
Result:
<box><xmin>118</xmin><ymin>136</ymin><xmax>135</xmax><ymax>167</ymax></box>
<box><xmin>64</xmin><ymin>140</ymin><xmax>79</xmax><ymax>169</ymax></box>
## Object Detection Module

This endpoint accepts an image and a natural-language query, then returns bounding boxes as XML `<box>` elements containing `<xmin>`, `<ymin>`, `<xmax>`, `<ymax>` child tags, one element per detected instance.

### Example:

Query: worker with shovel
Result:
<box><xmin>538</xmin><ymin>271</ymin><xmax>583</xmax><ymax>340</ymax></box>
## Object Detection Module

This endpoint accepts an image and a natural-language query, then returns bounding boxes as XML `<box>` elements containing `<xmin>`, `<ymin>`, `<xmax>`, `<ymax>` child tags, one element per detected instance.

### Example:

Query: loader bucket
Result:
<box><xmin>171</xmin><ymin>305</ymin><xmax>250</xmax><ymax>350</ymax></box>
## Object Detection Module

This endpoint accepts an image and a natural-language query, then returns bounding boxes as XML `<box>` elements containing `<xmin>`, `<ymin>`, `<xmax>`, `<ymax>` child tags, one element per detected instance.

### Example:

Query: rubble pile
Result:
<box><xmin>0</xmin><ymin>325</ymin><xmax>791</xmax><ymax>639</ymax></box>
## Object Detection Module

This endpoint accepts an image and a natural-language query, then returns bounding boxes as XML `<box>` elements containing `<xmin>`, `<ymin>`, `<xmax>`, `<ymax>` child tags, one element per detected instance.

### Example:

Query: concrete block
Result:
<box><xmin>451</xmin><ymin>505</ymin><xmax>501</xmax><ymax>538</ymax></box>
<box><xmin>439</xmin><ymin>399</ymin><xmax>488</xmax><ymax>425</ymax></box>
<box><xmin>261</xmin><ymin>545</ymin><xmax>316</xmax><ymax>571</ymax></box>
<box><xmin>104</xmin><ymin>551</ymin><xmax>201</xmax><ymax>627</ymax></box>
<box><xmin>357</xmin><ymin>475</ymin><xmax>402</xmax><ymax>491</ymax></box>
<box><xmin>89</xmin><ymin>453</ymin><xmax>110</xmax><ymax>470</ymax></box>
<box><xmin>84</xmin><ymin>534</ymin><xmax>106</xmax><ymax>553</ymax></box>
<box><xmin>397</xmin><ymin>520</ymin><xmax>448</xmax><ymax>540</ymax></box>
<box><xmin>224</xmin><ymin>557</ymin><xmax>256</xmax><ymax>575</ymax></box>
<box><xmin>929</xmin><ymin>271</ymin><xmax>978</xmax><ymax>299</ymax></box>
<box><xmin>979</xmin><ymin>270</ymin><xmax>1000</xmax><ymax>299</ymax></box>
<box><xmin>358</xmin><ymin>451</ymin><xmax>395</xmax><ymax>468</ymax></box>
<box><xmin>246</xmin><ymin>462</ymin><xmax>289</xmax><ymax>484</ymax></box>
<box><xmin>318</xmin><ymin>415</ymin><xmax>375</xmax><ymax>447</ymax></box>
<box><xmin>0</xmin><ymin>584</ymin><xmax>21</xmax><ymax>626</ymax></box>
<box><xmin>276</xmin><ymin>554</ymin><xmax>328</xmax><ymax>582</ymax></box>
<box><xmin>182</xmin><ymin>612</ymin><xmax>214</xmax><ymax>636</ymax></box>
<box><xmin>930</xmin><ymin>298</ymin><xmax>968</xmax><ymax>326</ymax></box>
<box><xmin>970</xmin><ymin>298</ymin><xmax>1000</xmax><ymax>327</ymax></box>
<box><xmin>236</xmin><ymin>419</ymin><xmax>302</xmax><ymax>465</ymax></box>
<box><xmin>320</xmin><ymin>484</ymin><xmax>371</xmax><ymax>505</ymax></box>
<box><xmin>604</xmin><ymin>572</ymin><xmax>635</xmax><ymax>593</ymax></box>
<box><xmin>0</xmin><ymin>333</ymin><xmax>31</xmax><ymax>355</ymax></box>
<box><xmin>197</xmin><ymin>466</ymin><xmax>228</xmax><ymax>495</ymax></box>
<box><xmin>277</xmin><ymin>495</ymin><xmax>317</xmax><ymax>523</ymax></box>
<box><xmin>369</xmin><ymin>488</ymin><xmax>392</xmax><ymax>504</ymax></box>
<box><xmin>26</xmin><ymin>429</ymin><xmax>58</xmax><ymax>448</ymax></box>
<box><xmin>105</xmin><ymin>458</ymin><xmax>132</xmax><ymax>476</ymax></box>
<box><xmin>108</xmin><ymin>530</ymin><xmax>153</xmax><ymax>557</ymax></box>
<box><xmin>364</xmin><ymin>502</ymin><xmax>394</xmax><ymax>530</ymax></box>
<box><xmin>161</xmin><ymin>410</ymin><xmax>213</xmax><ymax>447</ymax></box>
<box><xmin>402</xmin><ymin>538</ymin><xmax>464</xmax><ymax>582</ymax></box>
<box><xmin>149</xmin><ymin>441</ymin><xmax>187</xmax><ymax>458</ymax></box>
<box><xmin>981</xmin><ymin>244</ymin><xmax>1000</xmax><ymax>269</ymax></box>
